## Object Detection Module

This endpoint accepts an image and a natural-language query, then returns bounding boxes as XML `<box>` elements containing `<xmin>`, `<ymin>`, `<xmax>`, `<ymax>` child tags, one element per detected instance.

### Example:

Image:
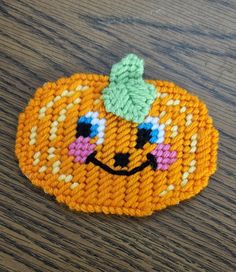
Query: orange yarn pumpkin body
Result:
<box><xmin>16</xmin><ymin>73</ymin><xmax>218</xmax><ymax>216</ymax></box>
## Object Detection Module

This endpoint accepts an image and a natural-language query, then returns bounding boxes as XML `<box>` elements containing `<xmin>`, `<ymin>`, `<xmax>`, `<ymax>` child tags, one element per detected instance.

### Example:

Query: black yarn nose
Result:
<box><xmin>114</xmin><ymin>153</ymin><xmax>130</xmax><ymax>168</ymax></box>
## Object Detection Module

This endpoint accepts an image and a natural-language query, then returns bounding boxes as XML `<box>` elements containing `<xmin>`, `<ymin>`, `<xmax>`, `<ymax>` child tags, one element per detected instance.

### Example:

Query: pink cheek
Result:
<box><xmin>68</xmin><ymin>136</ymin><xmax>96</xmax><ymax>163</ymax></box>
<box><xmin>151</xmin><ymin>143</ymin><xmax>177</xmax><ymax>171</ymax></box>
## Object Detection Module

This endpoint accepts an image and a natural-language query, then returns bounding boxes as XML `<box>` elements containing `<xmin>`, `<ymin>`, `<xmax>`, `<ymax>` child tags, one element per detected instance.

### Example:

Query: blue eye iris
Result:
<box><xmin>76</xmin><ymin>112</ymin><xmax>106</xmax><ymax>145</ymax></box>
<box><xmin>78</xmin><ymin>116</ymin><xmax>92</xmax><ymax>124</ymax></box>
<box><xmin>138</xmin><ymin>122</ymin><xmax>153</xmax><ymax>130</ymax></box>
<box><xmin>150</xmin><ymin>129</ymin><xmax>159</xmax><ymax>143</ymax></box>
<box><xmin>90</xmin><ymin>124</ymin><xmax>99</xmax><ymax>138</ymax></box>
<box><xmin>76</xmin><ymin>116</ymin><xmax>99</xmax><ymax>138</ymax></box>
<box><xmin>136</xmin><ymin>122</ymin><xmax>160</xmax><ymax>149</ymax></box>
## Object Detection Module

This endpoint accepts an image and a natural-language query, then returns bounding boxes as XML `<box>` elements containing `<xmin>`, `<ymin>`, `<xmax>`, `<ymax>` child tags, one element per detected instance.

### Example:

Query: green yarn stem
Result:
<box><xmin>102</xmin><ymin>54</ymin><xmax>157</xmax><ymax>123</ymax></box>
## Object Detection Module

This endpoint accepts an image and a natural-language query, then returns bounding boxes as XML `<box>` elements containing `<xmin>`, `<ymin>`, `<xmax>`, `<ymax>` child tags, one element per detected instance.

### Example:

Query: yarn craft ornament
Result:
<box><xmin>16</xmin><ymin>54</ymin><xmax>219</xmax><ymax>217</ymax></box>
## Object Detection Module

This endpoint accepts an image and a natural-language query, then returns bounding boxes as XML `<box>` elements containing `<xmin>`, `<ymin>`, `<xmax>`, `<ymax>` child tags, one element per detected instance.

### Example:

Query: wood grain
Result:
<box><xmin>0</xmin><ymin>0</ymin><xmax>236</xmax><ymax>271</ymax></box>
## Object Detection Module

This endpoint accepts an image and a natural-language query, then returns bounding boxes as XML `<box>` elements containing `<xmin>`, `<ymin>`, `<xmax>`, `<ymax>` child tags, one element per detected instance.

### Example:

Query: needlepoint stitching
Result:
<box><xmin>102</xmin><ymin>54</ymin><xmax>157</xmax><ymax>123</ymax></box>
<box><xmin>15</xmin><ymin>54</ymin><xmax>219</xmax><ymax>217</ymax></box>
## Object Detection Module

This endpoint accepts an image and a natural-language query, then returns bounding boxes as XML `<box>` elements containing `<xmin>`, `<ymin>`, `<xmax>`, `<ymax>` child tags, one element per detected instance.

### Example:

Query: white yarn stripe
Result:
<box><xmin>38</xmin><ymin>86</ymin><xmax>88</xmax><ymax>119</ymax></box>
<box><xmin>33</xmin><ymin>85</ymin><xmax>88</xmax><ymax>186</ymax></box>
<box><xmin>159</xmin><ymin>184</ymin><xmax>175</xmax><ymax>196</ymax></box>
<box><xmin>181</xmin><ymin>134</ymin><xmax>198</xmax><ymax>187</ymax></box>
<box><xmin>29</xmin><ymin>126</ymin><xmax>37</xmax><ymax>145</ymax></box>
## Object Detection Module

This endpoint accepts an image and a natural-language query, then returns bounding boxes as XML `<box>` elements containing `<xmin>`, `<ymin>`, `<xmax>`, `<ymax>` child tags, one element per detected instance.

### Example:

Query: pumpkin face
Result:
<box><xmin>16</xmin><ymin>55</ymin><xmax>218</xmax><ymax>216</ymax></box>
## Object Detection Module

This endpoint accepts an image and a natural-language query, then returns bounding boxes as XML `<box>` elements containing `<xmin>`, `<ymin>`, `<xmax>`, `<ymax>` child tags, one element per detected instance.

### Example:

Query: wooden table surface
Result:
<box><xmin>1</xmin><ymin>1</ymin><xmax>236</xmax><ymax>271</ymax></box>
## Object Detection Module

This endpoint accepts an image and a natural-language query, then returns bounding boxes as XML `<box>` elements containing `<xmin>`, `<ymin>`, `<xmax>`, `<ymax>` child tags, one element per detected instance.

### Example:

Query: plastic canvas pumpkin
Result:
<box><xmin>16</xmin><ymin>54</ymin><xmax>219</xmax><ymax>216</ymax></box>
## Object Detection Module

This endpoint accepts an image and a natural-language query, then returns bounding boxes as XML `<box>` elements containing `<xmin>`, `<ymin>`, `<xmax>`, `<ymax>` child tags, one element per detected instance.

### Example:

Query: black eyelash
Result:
<box><xmin>135</xmin><ymin>128</ymin><xmax>152</xmax><ymax>149</ymax></box>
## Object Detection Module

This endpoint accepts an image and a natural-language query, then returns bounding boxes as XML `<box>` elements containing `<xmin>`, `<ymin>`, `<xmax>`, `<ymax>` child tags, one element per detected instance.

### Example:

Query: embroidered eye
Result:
<box><xmin>76</xmin><ymin>111</ymin><xmax>106</xmax><ymax>144</ymax></box>
<box><xmin>136</xmin><ymin>116</ymin><xmax>165</xmax><ymax>149</ymax></box>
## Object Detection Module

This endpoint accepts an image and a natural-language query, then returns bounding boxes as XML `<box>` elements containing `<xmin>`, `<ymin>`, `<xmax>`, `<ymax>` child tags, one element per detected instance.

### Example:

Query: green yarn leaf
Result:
<box><xmin>102</xmin><ymin>54</ymin><xmax>157</xmax><ymax>123</ymax></box>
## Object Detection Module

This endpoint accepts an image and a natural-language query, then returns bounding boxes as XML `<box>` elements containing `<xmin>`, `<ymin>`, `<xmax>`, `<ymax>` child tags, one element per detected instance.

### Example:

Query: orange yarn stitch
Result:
<box><xmin>15</xmin><ymin>56</ymin><xmax>219</xmax><ymax>217</ymax></box>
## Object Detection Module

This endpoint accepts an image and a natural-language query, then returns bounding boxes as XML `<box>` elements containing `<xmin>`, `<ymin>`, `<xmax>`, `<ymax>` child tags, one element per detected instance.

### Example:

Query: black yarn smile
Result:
<box><xmin>86</xmin><ymin>152</ymin><xmax>157</xmax><ymax>176</ymax></box>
